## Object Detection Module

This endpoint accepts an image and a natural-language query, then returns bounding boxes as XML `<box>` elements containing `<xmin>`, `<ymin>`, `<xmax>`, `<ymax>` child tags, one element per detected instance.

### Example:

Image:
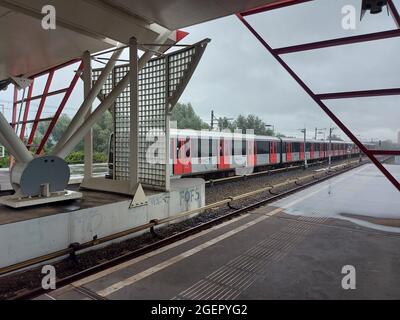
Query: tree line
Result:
<box><xmin>171</xmin><ymin>102</ymin><xmax>281</xmax><ymax>136</ymax></box>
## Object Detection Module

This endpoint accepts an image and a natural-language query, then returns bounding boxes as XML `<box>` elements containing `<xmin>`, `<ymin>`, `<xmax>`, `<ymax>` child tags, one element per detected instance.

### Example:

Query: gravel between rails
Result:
<box><xmin>0</xmin><ymin>157</ymin><xmax>361</xmax><ymax>300</ymax></box>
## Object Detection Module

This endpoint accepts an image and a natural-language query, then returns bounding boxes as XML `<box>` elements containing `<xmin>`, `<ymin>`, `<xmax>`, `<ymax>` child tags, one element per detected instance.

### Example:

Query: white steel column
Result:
<box><xmin>55</xmin><ymin>32</ymin><xmax>172</xmax><ymax>160</ymax></box>
<box><xmin>0</xmin><ymin>112</ymin><xmax>33</xmax><ymax>164</ymax></box>
<box><xmin>129</xmin><ymin>37</ymin><xmax>139</xmax><ymax>190</ymax></box>
<box><xmin>83</xmin><ymin>50</ymin><xmax>93</xmax><ymax>178</ymax></box>
<box><xmin>0</xmin><ymin>130</ymin><xmax>19</xmax><ymax>162</ymax></box>
<box><xmin>52</xmin><ymin>44</ymin><xmax>123</xmax><ymax>156</ymax></box>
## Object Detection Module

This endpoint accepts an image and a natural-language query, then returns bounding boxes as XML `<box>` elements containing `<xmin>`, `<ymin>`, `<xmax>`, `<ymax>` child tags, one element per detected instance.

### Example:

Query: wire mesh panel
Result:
<box><xmin>92</xmin><ymin>40</ymin><xmax>209</xmax><ymax>190</ymax></box>
<box><xmin>168</xmin><ymin>47</ymin><xmax>196</xmax><ymax>100</ymax></box>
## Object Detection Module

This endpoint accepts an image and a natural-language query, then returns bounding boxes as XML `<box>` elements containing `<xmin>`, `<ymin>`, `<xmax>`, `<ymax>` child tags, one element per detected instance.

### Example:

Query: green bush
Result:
<box><xmin>93</xmin><ymin>152</ymin><xmax>107</xmax><ymax>163</ymax></box>
<box><xmin>0</xmin><ymin>156</ymin><xmax>9</xmax><ymax>168</ymax></box>
<box><xmin>65</xmin><ymin>151</ymin><xmax>84</xmax><ymax>164</ymax></box>
<box><xmin>65</xmin><ymin>151</ymin><xmax>107</xmax><ymax>164</ymax></box>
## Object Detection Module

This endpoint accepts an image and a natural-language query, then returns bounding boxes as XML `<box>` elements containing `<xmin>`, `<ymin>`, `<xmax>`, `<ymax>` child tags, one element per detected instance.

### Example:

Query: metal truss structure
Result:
<box><xmin>0</xmin><ymin>28</ymin><xmax>206</xmax><ymax>207</ymax></box>
<box><xmin>92</xmin><ymin>39</ymin><xmax>210</xmax><ymax>190</ymax></box>
<box><xmin>237</xmin><ymin>0</ymin><xmax>400</xmax><ymax>191</ymax></box>
<box><xmin>12</xmin><ymin>58</ymin><xmax>83</xmax><ymax>154</ymax></box>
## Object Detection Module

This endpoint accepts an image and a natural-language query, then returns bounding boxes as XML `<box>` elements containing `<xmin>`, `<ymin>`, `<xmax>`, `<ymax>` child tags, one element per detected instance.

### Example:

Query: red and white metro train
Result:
<box><xmin>168</xmin><ymin>129</ymin><xmax>360</xmax><ymax>177</ymax></box>
<box><xmin>108</xmin><ymin>129</ymin><xmax>361</xmax><ymax>179</ymax></box>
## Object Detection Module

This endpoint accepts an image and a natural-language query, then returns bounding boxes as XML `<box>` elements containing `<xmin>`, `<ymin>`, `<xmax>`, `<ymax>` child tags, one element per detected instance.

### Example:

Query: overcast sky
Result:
<box><xmin>1</xmin><ymin>0</ymin><xmax>399</xmax><ymax>142</ymax></box>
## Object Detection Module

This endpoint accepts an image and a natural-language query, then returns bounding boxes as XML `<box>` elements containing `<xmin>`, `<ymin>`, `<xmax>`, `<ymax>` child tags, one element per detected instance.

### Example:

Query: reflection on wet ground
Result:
<box><xmin>341</xmin><ymin>213</ymin><xmax>400</xmax><ymax>228</ymax></box>
<box><xmin>273</xmin><ymin>164</ymin><xmax>400</xmax><ymax>233</ymax></box>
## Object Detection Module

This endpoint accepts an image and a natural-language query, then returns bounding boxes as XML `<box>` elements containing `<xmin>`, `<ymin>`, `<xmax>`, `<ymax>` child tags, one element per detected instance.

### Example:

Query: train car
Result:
<box><xmin>107</xmin><ymin>129</ymin><xmax>361</xmax><ymax>179</ymax></box>
<box><xmin>170</xmin><ymin>129</ymin><xmax>359</xmax><ymax>177</ymax></box>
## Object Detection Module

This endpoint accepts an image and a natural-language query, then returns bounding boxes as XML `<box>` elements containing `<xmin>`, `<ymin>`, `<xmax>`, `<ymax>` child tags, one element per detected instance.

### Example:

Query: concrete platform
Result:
<box><xmin>37</xmin><ymin>163</ymin><xmax>400</xmax><ymax>300</ymax></box>
<box><xmin>0</xmin><ymin>178</ymin><xmax>205</xmax><ymax>269</ymax></box>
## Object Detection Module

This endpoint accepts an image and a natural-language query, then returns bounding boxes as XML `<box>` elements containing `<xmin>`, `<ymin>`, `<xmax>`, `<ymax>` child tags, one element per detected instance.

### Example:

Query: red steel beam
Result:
<box><xmin>36</xmin><ymin>61</ymin><xmax>84</xmax><ymax>154</ymax></box>
<box><xmin>15</xmin><ymin>88</ymin><xmax>69</xmax><ymax>104</ymax></box>
<box><xmin>237</xmin><ymin>13</ymin><xmax>400</xmax><ymax>191</ymax></box>
<box><xmin>316</xmin><ymin>88</ymin><xmax>400</xmax><ymax>100</ymax></box>
<box><xmin>29</xmin><ymin>58</ymin><xmax>81</xmax><ymax>79</ymax></box>
<box><xmin>274</xmin><ymin>29</ymin><xmax>400</xmax><ymax>55</ymax></box>
<box><xmin>241</xmin><ymin>0</ymin><xmax>312</xmax><ymax>16</ymax></box>
<box><xmin>370</xmin><ymin>150</ymin><xmax>400</xmax><ymax>156</ymax></box>
<box><xmin>388</xmin><ymin>0</ymin><xmax>400</xmax><ymax>29</ymax></box>
<box><xmin>11</xmin><ymin>117</ymin><xmax>53</xmax><ymax>126</ymax></box>
<box><xmin>19</xmin><ymin>79</ymin><xmax>35</xmax><ymax>141</ymax></box>
<box><xmin>27</xmin><ymin>71</ymin><xmax>54</xmax><ymax>149</ymax></box>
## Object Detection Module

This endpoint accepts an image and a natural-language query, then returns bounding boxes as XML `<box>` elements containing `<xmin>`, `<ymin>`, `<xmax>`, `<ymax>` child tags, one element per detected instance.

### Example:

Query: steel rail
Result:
<box><xmin>205</xmin><ymin>159</ymin><xmax>332</xmax><ymax>186</ymax></box>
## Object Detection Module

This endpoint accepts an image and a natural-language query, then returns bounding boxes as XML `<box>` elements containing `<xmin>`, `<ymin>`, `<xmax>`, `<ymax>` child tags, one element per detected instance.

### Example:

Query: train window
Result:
<box><xmin>197</xmin><ymin>138</ymin><xmax>201</xmax><ymax>158</ymax></box>
<box><xmin>292</xmin><ymin>143</ymin><xmax>300</xmax><ymax>153</ymax></box>
<box><xmin>276</xmin><ymin>142</ymin><xmax>281</xmax><ymax>153</ymax></box>
<box><xmin>306</xmin><ymin>143</ymin><xmax>311</xmax><ymax>152</ymax></box>
<box><xmin>209</xmin><ymin>138</ymin><xmax>213</xmax><ymax>157</ymax></box>
<box><xmin>177</xmin><ymin>139</ymin><xmax>182</xmax><ymax>157</ymax></box>
<box><xmin>232</xmin><ymin>140</ymin><xmax>241</xmax><ymax>155</ymax></box>
<box><xmin>242</xmin><ymin>139</ymin><xmax>246</xmax><ymax>155</ymax></box>
<box><xmin>256</xmin><ymin>140</ymin><xmax>269</xmax><ymax>154</ymax></box>
<box><xmin>282</xmin><ymin>142</ymin><xmax>286</xmax><ymax>153</ymax></box>
<box><xmin>185</xmin><ymin>137</ymin><xmax>191</xmax><ymax>158</ymax></box>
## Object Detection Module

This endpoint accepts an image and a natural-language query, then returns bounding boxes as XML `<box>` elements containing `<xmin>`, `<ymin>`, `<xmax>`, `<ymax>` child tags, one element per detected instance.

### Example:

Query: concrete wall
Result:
<box><xmin>0</xmin><ymin>178</ymin><xmax>205</xmax><ymax>269</ymax></box>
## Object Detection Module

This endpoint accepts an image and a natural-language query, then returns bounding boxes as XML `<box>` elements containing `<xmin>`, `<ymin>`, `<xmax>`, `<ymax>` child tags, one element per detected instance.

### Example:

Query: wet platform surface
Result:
<box><xmin>37</xmin><ymin>163</ymin><xmax>400</xmax><ymax>300</ymax></box>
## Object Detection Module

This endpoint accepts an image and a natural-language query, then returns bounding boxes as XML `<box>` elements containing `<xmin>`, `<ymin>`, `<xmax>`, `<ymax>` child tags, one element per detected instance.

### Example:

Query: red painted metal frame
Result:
<box><xmin>237</xmin><ymin>1</ymin><xmax>400</xmax><ymax>191</ymax></box>
<box><xmin>11</xmin><ymin>58</ymin><xmax>83</xmax><ymax>154</ymax></box>
<box><xmin>27</xmin><ymin>71</ymin><xmax>54</xmax><ymax>148</ymax></box>
<box><xmin>274</xmin><ymin>29</ymin><xmax>400</xmax><ymax>54</ymax></box>
<box><xmin>371</xmin><ymin>150</ymin><xmax>400</xmax><ymax>156</ymax></box>
<box><xmin>316</xmin><ymin>88</ymin><xmax>400</xmax><ymax>100</ymax></box>
<box><xmin>388</xmin><ymin>0</ymin><xmax>400</xmax><ymax>28</ymax></box>
<box><xmin>15</xmin><ymin>87</ymin><xmax>69</xmax><ymax>105</ymax></box>
<box><xmin>241</xmin><ymin>0</ymin><xmax>312</xmax><ymax>16</ymax></box>
<box><xmin>36</xmin><ymin>61</ymin><xmax>84</xmax><ymax>154</ymax></box>
<box><xmin>19</xmin><ymin>79</ymin><xmax>34</xmax><ymax>140</ymax></box>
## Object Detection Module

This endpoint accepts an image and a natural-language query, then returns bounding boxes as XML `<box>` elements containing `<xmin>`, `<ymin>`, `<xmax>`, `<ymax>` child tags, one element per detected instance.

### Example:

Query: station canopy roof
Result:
<box><xmin>0</xmin><ymin>0</ymin><xmax>280</xmax><ymax>80</ymax></box>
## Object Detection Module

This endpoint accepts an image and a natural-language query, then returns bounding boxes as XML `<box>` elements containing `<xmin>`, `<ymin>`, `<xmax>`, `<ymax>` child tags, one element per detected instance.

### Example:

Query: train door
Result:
<box><xmin>247</xmin><ymin>139</ymin><xmax>256</xmax><ymax>167</ymax></box>
<box><xmin>174</xmin><ymin>137</ymin><xmax>192</xmax><ymax>175</ymax></box>
<box><xmin>218</xmin><ymin>138</ymin><xmax>231</xmax><ymax>170</ymax></box>
<box><xmin>310</xmin><ymin>143</ymin><xmax>315</xmax><ymax>160</ymax></box>
<box><xmin>286</xmin><ymin>142</ymin><xmax>292</xmax><ymax>162</ymax></box>
<box><xmin>270</xmin><ymin>141</ymin><xmax>277</xmax><ymax>164</ymax></box>
<box><xmin>300</xmin><ymin>143</ymin><xmax>304</xmax><ymax>160</ymax></box>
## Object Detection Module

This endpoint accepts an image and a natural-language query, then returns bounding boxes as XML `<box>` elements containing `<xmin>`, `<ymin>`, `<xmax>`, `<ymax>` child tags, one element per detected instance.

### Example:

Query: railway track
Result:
<box><xmin>2</xmin><ymin>156</ymin><xmax>380</xmax><ymax>300</ymax></box>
